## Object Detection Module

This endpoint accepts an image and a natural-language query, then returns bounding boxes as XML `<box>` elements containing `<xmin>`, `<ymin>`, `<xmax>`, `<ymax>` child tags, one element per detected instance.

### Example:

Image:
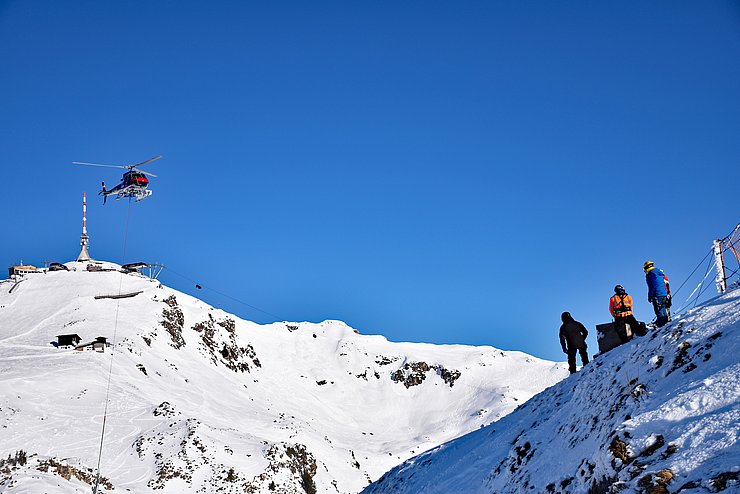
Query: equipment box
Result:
<box><xmin>596</xmin><ymin>322</ymin><xmax>631</xmax><ymax>354</ymax></box>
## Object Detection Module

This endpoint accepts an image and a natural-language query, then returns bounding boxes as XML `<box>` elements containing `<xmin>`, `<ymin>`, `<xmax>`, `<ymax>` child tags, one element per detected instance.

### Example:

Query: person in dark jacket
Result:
<box><xmin>644</xmin><ymin>260</ymin><xmax>671</xmax><ymax>327</ymax></box>
<box><xmin>559</xmin><ymin>312</ymin><xmax>589</xmax><ymax>374</ymax></box>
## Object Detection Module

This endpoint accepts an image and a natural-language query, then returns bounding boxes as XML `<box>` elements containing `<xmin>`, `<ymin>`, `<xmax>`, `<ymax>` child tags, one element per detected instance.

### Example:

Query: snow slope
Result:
<box><xmin>364</xmin><ymin>289</ymin><xmax>740</xmax><ymax>493</ymax></box>
<box><xmin>0</xmin><ymin>262</ymin><xmax>567</xmax><ymax>493</ymax></box>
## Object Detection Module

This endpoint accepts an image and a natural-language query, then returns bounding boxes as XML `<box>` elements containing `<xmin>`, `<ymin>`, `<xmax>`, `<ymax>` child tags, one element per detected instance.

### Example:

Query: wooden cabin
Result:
<box><xmin>75</xmin><ymin>336</ymin><xmax>110</xmax><ymax>353</ymax></box>
<box><xmin>55</xmin><ymin>334</ymin><xmax>82</xmax><ymax>348</ymax></box>
<box><xmin>8</xmin><ymin>265</ymin><xmax>38</xmax><ymax>278</ymax></box>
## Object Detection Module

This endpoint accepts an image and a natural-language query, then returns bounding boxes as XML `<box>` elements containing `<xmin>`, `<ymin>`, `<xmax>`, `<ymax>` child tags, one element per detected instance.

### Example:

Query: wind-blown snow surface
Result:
<box><xmin>0</xmin><ymin>263</ymin><xmax>567</xmax><ymax>493</ymax></box>
<box><xmin>364</xmin><ymin>289</ymin><xmax>740</xmax><ymax>493</ymax></box>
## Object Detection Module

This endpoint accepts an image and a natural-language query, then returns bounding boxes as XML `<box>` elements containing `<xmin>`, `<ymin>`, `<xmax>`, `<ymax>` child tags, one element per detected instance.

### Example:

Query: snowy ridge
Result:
<box><xmin>363</xmin><ymin>290</ymin><xmax>740</xmax><ymax>493</ymax></box>
<box><xmin>0</xmin><ymin>263</ymin><xmax>567</xmax><ymax>493</ymax></box>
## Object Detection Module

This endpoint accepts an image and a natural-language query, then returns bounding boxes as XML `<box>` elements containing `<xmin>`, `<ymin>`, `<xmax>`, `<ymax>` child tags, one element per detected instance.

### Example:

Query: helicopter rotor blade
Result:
<box><xmin>132</xmin><ymin>155</ymin><xmax>162</xmax><ymax>168</ymax></box>
<box><xmin>138</xmin><ymin>170</ymin><xmax>158</xmax><ymax>178</ymax></box>
<box><xmin>72</xmin><ymin>161</ymin><xmax>130</xmax><ymax>169</ymax></box>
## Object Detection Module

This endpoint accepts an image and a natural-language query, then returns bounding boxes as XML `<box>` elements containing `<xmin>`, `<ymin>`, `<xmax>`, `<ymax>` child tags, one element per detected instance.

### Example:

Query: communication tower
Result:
<box><xmin>76</xmin><ymin>192</ymin><xmax>92</xmax><ymax>262</ymax></box>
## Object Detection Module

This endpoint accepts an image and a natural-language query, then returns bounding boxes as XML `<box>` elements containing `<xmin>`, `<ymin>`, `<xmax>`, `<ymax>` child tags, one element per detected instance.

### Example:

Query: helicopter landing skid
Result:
<box><xmin>134</xmin><ymin>190</ymin><xmax>153</xmax><ymax>202</ymax></box>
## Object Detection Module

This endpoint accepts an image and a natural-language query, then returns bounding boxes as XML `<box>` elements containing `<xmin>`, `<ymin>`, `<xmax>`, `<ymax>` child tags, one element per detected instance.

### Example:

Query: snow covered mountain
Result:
<box><xmin>363</xmin><ymin>289</ymin><xmax>740</xmax><ymax>493</ymax></box>
<box><xmin>0</xmin><ymin>261</ymin><xmax>567</xmax><ymax>493</ymax></box>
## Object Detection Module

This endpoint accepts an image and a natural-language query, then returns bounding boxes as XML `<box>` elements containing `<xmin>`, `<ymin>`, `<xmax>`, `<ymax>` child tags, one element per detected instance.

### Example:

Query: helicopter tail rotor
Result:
<box><xmin>99</xmin><ymin>182</ymin><xmax>107</xmax><ymax>204</ymax></box>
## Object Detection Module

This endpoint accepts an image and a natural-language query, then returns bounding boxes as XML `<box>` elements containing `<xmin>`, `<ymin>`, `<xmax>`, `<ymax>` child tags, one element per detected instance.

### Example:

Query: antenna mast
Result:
<box><xmin>77</xmin><ymin>192</ymin><xmax>92</xmax><ymax>262</ymax></box>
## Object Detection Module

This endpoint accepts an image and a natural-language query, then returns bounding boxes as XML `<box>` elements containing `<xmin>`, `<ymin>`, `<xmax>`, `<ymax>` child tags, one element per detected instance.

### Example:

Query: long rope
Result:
<box><xmin>725</xmin><ymin>264</ymin><xmax>740</xmax><ymax>282</ymax></box>
<box><xmin>721</xmin><ymin>223</ymin><xmax>740</xmax><ymax>243</ymax></box>
<box><xmin>693</xmin><ymin>253</ymin><xmax>716</xmax><ymax>310</ymax></box>
<box><xmin>93</xmin><ymin>200</ymin><xmax>133</xmax><ymax>494</ymax></box>
<box><xmin>693</xmin><ymin>254</ymin><xmax>740</xmax><ymax>301</ymax></box>
<box><xmin>163</xmin><ymin>224</ymin><xmax>740</xmax><ymax>326</ymax></box>
<box><xmin>163</xmin><ymin>266</ymin><xmax>284</xmax><ymax>321</ymax></box>
<box><xmin>697</xmin><ymin>272</ymin><xmax>721</xmax><ymax>300</ymax></box>
<box><xmin>674</xmin><ymin>256</ymin><xmax>716</xmax><ymax>315</ymax></box>
<box><xmin>671</xmin><ymin>224</ymin><xmax>740</xmax><ymax>302</ymax></box>
<box><xmin>668</xmin><ymin>223</ymin><xmax>740</xmax><ymax>315</ymax></box>
<box><xmin>671</xmin><ymin>247</ymin><xmax>712</xmax><ymax>298</ymax></box>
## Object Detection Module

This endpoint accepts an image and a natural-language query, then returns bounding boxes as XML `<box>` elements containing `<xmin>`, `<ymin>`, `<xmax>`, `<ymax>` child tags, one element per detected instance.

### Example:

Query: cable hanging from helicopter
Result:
<box><xmin>73</xmin><ymin>155</ymin><xmax>162</xmax><ymax>204</ymax></box>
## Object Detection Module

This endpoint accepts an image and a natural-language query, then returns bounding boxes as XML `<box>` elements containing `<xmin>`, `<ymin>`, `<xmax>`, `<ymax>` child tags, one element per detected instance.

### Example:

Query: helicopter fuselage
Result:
<box><xmin>100</xmin><ymin>172</ymin><xmax>152</xmax><ymax>203</ymax></box>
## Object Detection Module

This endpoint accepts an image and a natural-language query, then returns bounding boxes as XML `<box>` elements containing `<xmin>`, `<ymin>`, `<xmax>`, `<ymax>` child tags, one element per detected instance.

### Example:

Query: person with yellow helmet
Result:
<box><xmin>644</xmin><ymin>260</ymin><xmax>671</xmax><ymax>327</ymax></box>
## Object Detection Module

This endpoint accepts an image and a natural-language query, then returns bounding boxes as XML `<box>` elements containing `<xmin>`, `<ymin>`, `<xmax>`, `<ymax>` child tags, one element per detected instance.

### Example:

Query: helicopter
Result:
<box><xmin>73</xmin><ymin>155</ymin><xmax>161</xmax><ymax>204</ymax></box>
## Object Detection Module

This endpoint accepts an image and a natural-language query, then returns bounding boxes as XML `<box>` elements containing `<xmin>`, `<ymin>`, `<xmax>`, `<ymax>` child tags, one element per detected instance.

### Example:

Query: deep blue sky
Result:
<box><xmin>2</xmin><ymin>1</ymin><xmax>739</xmax><ymax>361</ymax></box>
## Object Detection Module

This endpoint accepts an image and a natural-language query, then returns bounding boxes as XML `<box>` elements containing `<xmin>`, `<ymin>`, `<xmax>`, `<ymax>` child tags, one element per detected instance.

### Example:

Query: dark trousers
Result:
<box><xmin>614</xmin><ymin>315</ymin><xmax>640</xmax><ymax>343</ymax></box>
<box><xmin>567</xmin><ymin>346</ymin><xmax>589</xmax><ymax>374</ymax></box>
<box><xmin>652</xmin><ymin>296</ymin><xmax>670</xmax><ymax>327</ymax></box>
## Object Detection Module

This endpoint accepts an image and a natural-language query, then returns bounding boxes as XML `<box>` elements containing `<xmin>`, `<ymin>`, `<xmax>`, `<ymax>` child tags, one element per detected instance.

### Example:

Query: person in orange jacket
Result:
<box><xmin>609</xmin><ymin>285</ymin><xmax>641</xmax><ymax>344</ymax></box>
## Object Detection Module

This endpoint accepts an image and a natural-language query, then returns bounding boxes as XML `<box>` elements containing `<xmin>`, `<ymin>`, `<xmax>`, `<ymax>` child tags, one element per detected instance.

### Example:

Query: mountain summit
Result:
<box><xmin>0</xmin><ymin>262</ymin><xmax>567</xmax><ymax>493</ymax></box>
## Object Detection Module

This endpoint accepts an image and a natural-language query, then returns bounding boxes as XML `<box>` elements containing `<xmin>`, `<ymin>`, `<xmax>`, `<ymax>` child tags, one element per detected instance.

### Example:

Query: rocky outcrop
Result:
<box><xmin>391</xmin><ymin>361</ymin><xmax>462</xmax><ymax>388</ymax></box>
<box><xmin>161</xmin><ymin>295</ymin><xmax>185</xmax><ymax>349</ymax></box>
<box><xmin>134</xmin><ymin>416</ymin><xmax>319</xmax><ymax>494</ymax></box>
<box><xmin>1</xmin><ymin>452</ymin><xmax>113</xmax><ymax>492</ymax></box>
<box><xmin>153</xmin><ymin>401</ymin><xmax>179</xmax><ymax>418</ymax></box>
<box><xmin>192</xmin><ymin>315</ymin><xmax>261</xmax><ymax>373</ymax></box>
<box><xmin>257</xmin><ymin>443</ymin><xmax>318</xmax><ymax>494</ymax></box>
